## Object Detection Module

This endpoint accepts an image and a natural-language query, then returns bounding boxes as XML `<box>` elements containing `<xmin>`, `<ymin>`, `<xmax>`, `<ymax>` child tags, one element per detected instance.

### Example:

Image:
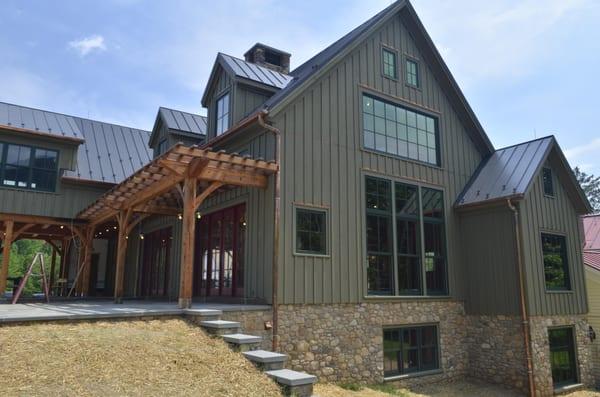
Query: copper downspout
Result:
<box><xmin>257</xmin><ymin>111</ymin><xmax>281</xmax><ymax>352</ymax></box>
<box><xmin>507</xmin><ymin>199</ymin><xmax>536</xmax><ymax>397</ymax></box>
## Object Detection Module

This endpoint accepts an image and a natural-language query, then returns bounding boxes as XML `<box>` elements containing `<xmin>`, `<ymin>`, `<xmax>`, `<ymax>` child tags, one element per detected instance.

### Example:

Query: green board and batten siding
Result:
<box><xmin>271</xmin><ymin>13</ymin><xmax>483</xmax><ymax>304</ymax></box>
<box><xmin>520</xmin><ymin>158</ymin><xmax>589</xmax><ymax>315</ymax></box>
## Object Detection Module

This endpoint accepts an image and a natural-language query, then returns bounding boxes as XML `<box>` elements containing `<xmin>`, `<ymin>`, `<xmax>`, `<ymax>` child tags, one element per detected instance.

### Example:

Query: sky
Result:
<box><xmin>1</xmin><ymin>0</ymin><xmax>599</xmax><ymax>174</ymax></box>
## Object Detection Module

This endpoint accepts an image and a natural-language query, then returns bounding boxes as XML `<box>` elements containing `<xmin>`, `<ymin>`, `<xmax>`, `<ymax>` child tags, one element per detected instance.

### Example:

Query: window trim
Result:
<box><xmin>293</xmin><ymin>203</ymin><xmax>330</xmax><ymax>258</ymax></box>
<box><xmin>215</xmin><ymin>91</ymin><xmax>231</xmax><ymax>136</ymax></box>
<box><xmin>0</xmin><ymin>141</ymin><xmax>59</xmax><ymax>193</ymax></box>
<box><xmin>381</xmin><ymin>45</ymin><xmax>399</xmax><ymax>81</ymax></box>
<box><xmin>363</xmin><ymin>172</ymin><xmax>449</xmax><ymax>298</ymax></box>
<box><xmin>404</xmin><ymin>55</ymin><xmax>421</xmax><ymax>89</ymax></box>
<box><xmin>157</xmin><ymin>138</ymin><xmax>168</xmax><ymax>156</ymax></box>
<box><xmin>360</xmin><ymin>90</ymin><xmax>442</xmax><ymax>168</ymax></box>
<box><xmin>383</xmin><ymin>323</ymin><xmax>442</xmax><ymax>380</ymax></box>
<box><xmin>543</xmin><ymin>167</ymin><xmax>555</xmax><ymax>198</ymax></box>
<box><xmin>541</xmin><ymin>231</ymin><xmax>572</xmax><ymax>292</ymax></box>
<box><xmin>548</xmin><ymin>325</ymin><xmax>579</xmax><ymax>388</ymax></box>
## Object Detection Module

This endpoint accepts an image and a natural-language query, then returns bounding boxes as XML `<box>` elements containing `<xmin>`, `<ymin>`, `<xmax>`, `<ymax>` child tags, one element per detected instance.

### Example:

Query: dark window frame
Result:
<box><xmin>405</xmin><ymin>57</ymin><xmax>420</xmax><ymax>88</ymax></box>
<box><xmin>548</xmin><ymin>326</ymin><xmax>578</xmax><ymax>387</ymax></box>
<box><xmin>383</xmin><ymin>324</ymin><xmax>440</xmax><ymax>378</ymax></box>
<box><xmin>215</xmin><ymin>91</ymin><xmax>231</xmax><ymax>136</ymax></box>
<box><xmin>381</xmin><ymin>46</ymin><xmax>398</xmax><ymax>80</ymax></box>
<box><xmin>541</xmin><ymin>233</ymin><xmax>571</xmax><ymax>291</ymax></box>
<box><xmin>0</xmin><ymin>141</ymin><xmax>59</xmax><ymax>192</ymax></box>
<box><xmin>543</xmin><ymin>167</ymin><xmax>555</xmax><ymax>197</ymax></box>
<box><xmin>293</xmin><ymin>205</ymin><xmax>329</xmax><ymax>257</ymax></box>
<box><xmin>361</xmin><ymin>93</ymin><xmax>441</xmax><ymax>167</ymax></box>
<box><xmin>157</xmin><ymin>138</ymin><xmax>168</xmax><ymax>156</ymax></box>
<box><xmin>365</xmin><ymin>175</ymin><xmax>448</xmax><ymax>297</ymax></box>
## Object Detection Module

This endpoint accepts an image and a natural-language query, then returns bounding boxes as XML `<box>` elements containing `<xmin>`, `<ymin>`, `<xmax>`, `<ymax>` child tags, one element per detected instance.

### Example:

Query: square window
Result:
<box><xmin>543</xmin><ymin>167</ymin><xmax>554</xmax><ymax>196</ymax></box>
<box><xmin>382</xmin><ymin>48</ymin><xmax>397</xmax><ymax>79</ymax></box>
<box><xmin>295</xmin><ymin>207</ymin><xmax>328</xmax><ymax>255</ymax></box>
<box><xmin>542</xmin><ymin>233</ymin><xmax>571</xmax><ymax>290</ymax></box>
<box><xmin>384</xmin><ymin>325</ymin><xmax>439</xmax><ymax>377</ymax></box>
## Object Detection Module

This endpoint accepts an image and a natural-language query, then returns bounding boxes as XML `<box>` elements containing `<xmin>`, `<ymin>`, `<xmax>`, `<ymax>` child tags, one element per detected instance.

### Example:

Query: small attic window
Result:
<box><xmin>543</xmin><ymin>167</ymin><xmax>554</xmax><ymax>197</ymax></box>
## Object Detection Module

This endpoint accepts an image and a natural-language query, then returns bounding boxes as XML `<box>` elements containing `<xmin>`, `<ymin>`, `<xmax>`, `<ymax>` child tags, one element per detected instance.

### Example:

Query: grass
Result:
<box><xmin>0</xmin><ymin>318</ymin><xmax>281</xmax><ymax>397</ymax></box>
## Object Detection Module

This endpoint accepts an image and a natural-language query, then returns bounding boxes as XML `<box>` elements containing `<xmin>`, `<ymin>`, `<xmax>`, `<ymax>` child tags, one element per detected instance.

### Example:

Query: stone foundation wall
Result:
<box><xmin>465</xmin><ymin>315</ymin><xmax>528</xmax><ymax>393</ymax></box>
<box><xmin>221</xmin><ymin>309</ymin><xmax>273</xmax><ymax>350</ymax></box>
<box><xmin>529</xmin><ymin>315</ymin><xmax>594</xmax><ymax>397</ymax></box>
<box><xmin>278</xmin><ymin>301</ymin><xmax>467</xmax><ymax>385</ymax></box>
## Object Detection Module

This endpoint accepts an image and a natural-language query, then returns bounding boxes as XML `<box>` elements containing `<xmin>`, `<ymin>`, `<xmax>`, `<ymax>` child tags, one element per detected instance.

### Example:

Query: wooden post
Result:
<box><xmin>79</xmin><ymin>228</ymin><xmax>94</xmax><ymax>296</ymax></box>
<box><xmin>114</xmin><ymin>209</ymin><xmax>133</xmax><ymax>303</ymax></box>
<box><xmin>0</xmin><ymin>220</ymin><xmax>14</xmax><ymax>296</ymax></box>
<box><xmin>49</xmin><ymin>243</ymin><xmax>57</xmax><ymax>292</ymax></box>
<box><xmin>179</xmin><ymin>177</ymin><xmax>196</xmax><ymax>309</ymax></box>
<box><xmin>59</xmin><ymin>239</ymin><xmax>70</xmax><ymax>296</ymax></box>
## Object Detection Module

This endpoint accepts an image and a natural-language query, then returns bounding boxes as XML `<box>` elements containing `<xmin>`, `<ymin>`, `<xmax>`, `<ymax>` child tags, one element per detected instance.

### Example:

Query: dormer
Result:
<box><xmin>201</xmin><ymin>45</ymin><xmax>294</xmax><ymax>142</ymax></box>
<box><xmin>149</xmin><ymin>107</ymin><xmax>207</xmax><ymax>158</ymax></box>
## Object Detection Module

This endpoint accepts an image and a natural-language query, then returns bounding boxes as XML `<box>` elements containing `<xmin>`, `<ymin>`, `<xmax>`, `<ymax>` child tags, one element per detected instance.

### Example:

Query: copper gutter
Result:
<box><xmin>257</xmin><ymin>110</ymin><xmax>281</xmax><ymax>352</ymax></box>
<box><xmin>507</xmin><ymin>199</ymin><xmax>536</xmax><ymax>397</ymax></box>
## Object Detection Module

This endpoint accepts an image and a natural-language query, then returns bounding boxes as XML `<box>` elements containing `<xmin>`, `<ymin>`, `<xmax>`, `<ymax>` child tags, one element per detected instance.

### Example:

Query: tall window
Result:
<box><xmin>543</xmin><ymin>167</ymin><xmax>554</xmax><ymax>196</ymax></box>
<box><xmin>542</xmin><ymin>233</ymin><xmax>571</xmax><ymax>290</ymax></box>
<box><xmin>382</xmin><ymin>48</ymin><xmax>397</xmax><ymax>79</ymax></box>
<box><xmin>366</xmin><ymin>176</ymin><xmax>447</xmax><ymax>296</ymax></box>
<box><xmin>406</xmin><ymin>59</ymin><xmax>419</xmax><ymax>87</ymax></box>
<box><xmin>548</xmin><ymin>327</ymin><xmax>578</xmax><ymax>387</ymax></box>
<box><xmin>384</xmin><ymin>325</ymin><xmax>439</xmax><ymax>377</ymax></box>
<box><xmin>295</xmin><ymin>207</ymin><xmax>328</xmax><ymax>256</ymax></box>
<box><xmin>216</xmin><ymin>93</ymin><xmax>230</xmax><ymax>136</ymax></box>
<box><xmin>362</xmin><ymin>94</ymin><xmax>439</xmax><ymax>166</ymax></box>
<box><xmin>157</xmin><ymin>139</ymin><xmax>167</xmax><ymax>156</ymax></box>
<box><xmin>0</xmin><ymin>143</ymin><xmax>58</xmax><ymax>192</ymax></box>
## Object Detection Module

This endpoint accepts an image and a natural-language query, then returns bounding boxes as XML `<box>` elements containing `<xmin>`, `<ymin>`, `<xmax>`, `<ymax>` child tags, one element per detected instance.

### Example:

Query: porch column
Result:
<box><xmin>49</xmin><ymin>242</ymin><xmax>57</xmax><ymax>292</ymax></box>
<box><xmin>79</xmin><ymin>228</ymin><xmax>94</xmax><ymax>296</ymax></box>
<box><xmin>59</xmin><ymin>239</ymin><xmax>71</xmax><ymax>296</ymax></box>
<box><xmin>114</xmin><ymin>209</ymin><xmax>133</xmax><ymax>303</ymax></box>
<box><xmin>0</xmin><ymin>220</ymin><xmax>14</xmax><ymax>295</ymax></box>
<box><xmin>179</xmin><ymin>177</ymin><xmax>196</xmax><ymax>309</ymax></box>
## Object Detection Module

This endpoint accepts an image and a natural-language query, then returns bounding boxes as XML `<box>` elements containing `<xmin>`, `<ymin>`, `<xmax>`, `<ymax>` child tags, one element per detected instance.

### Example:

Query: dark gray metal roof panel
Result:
<box><xmin>220</xmin><ymin>53</ymin><xmax>293</xmax><ymax>89</ymax></box>
<box><xmin>456</xmin><ymin>137</ymin><xmax>554</xmax><ymax>207</ymax></box>
<box><xmin>0</xmin><ymin>102</ymin><xmax>82</xmax><ymax>140</ymax></box>
<box><xmin>159</xmin><ymin>107</ymin><xmax>207</xmax><ymax>135</ymax></box>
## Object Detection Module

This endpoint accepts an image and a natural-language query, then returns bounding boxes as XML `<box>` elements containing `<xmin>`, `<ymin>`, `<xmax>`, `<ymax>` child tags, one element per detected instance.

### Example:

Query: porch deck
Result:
<box><xmin>0</xmin><ymin>300</ymin><xmax>271</xmax><ymax>324</ymax></box>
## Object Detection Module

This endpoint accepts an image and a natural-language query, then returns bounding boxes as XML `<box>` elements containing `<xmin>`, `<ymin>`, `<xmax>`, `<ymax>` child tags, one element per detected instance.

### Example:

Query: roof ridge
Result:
<box><xmin>220</xmin><ymin>52</ymin><xmax>290</xmax><ymax>77</ymax></box>
<box><xmin>159</xmin><ymin>106</ymin><xmax>207</xmax><ymax>120</ymax></box>
<box><xmin>495</xmin><ymin>135</ymin><xmax>554</xmax><ymax>152</ymax></box>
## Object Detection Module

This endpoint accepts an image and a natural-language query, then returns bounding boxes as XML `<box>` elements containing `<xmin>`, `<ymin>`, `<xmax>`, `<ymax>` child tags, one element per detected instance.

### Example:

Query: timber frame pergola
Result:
<box><xmin>78</xmin><ymin>143</ymin><xmax>278</xmax><ymax>308</ymax></box>
<box><xmin>0</xmin><ymin>213</ymin><xmax>89</xmax><ymax>297</ymax></box>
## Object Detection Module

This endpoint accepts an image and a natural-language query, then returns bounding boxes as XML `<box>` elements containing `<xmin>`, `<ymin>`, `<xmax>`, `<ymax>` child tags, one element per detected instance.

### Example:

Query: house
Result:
<box><xmin>583</xmin><ymin>214</ymin><xmax>600</xmax><ymax>386</ymax></box>
<box><xmin>0</xmin><ymin>1</ymin><xmax>595</xmax><ymax>395</ymax></box>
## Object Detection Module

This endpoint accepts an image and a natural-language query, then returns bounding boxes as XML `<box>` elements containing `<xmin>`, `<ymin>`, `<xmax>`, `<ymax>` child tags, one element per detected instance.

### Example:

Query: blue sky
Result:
<box><xmin>1</xmin><ymin>0</ymin><xmax>599</xmax><ymax>174</ymax></box>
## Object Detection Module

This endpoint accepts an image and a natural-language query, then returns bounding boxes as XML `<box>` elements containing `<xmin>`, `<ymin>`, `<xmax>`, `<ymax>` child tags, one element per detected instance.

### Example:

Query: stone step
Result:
<box><xmin>199</xmin><ymin>320</ymin><xmax>241</xmax><ymax>335</ymax></box>
<box><xmin>222</xmin><ymin>333</ymin><xmax>262</xmax><ymax>352</ymax></box>
<box><xmin>184</xmin><ymin>309</ymin><xmax>222</xmax><ymax>321</ymax></box>
<box><xmin>243</xmin><ymin>349</ymin><xmax>288</xmax><ymax>370</ymax></box>
<box><xmin>265</xmin><ymin>369</ymin><xmax>317</xmax><ymax>397</ymax></box>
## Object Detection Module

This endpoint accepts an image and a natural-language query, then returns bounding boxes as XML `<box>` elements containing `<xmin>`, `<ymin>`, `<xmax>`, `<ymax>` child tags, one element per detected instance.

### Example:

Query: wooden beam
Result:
<box><xmin>0</xmin><ymin>220</ymin><xmax>14</xmax><ymax>295</ymax></box>
<box><xmin>187</xmin><ymin>157</ymin><xmax>210</xmax><ymax>178</ymax></box>
<box><xmin>79</xmin><ymin>228</ymin><xmax>94</xmax><ymax>296</ymax></box>
<box><xmin>59</xmin><ymin>239</ymin><xmax>71</xmax><ymax>296</ymax></box>
<box><xmin>194</xmin><ymin>181</ymin><xmax>224</xmax><ymax>208</ymax></box>
<box><xmin>49</xmin><ymin>245</ymin><xmax>57</xmax><ymax>292</ymax></box>
<box><xmin>114</xmin><ymin>208</ymin><xmax>133</xmax><ymax>303</ymax></box>
<box><xmin>178</xmin><ymin>177</ymin><xmax>196</xmax><ymax>309</ymax></box>
<box><xmin>12</xmin><ymin>224</ymin><xmax>36</xmax><ymax>241</ymax></box>
<box><xmin>0</xmin><ymin>213</ymin><xmax>87</xmax><ymax>226</ymax></box>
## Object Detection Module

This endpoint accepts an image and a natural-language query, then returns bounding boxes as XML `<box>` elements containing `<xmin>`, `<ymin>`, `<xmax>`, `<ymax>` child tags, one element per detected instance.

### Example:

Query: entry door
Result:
<box><xmin>140</xmin><ymin>227</ymin><xmax>172</xmax><ymax>297</ymax></box>
<box><xmin>194</xmin><ymin>203</ymin><xmax>246</xmax><ymax>297</ymax></box>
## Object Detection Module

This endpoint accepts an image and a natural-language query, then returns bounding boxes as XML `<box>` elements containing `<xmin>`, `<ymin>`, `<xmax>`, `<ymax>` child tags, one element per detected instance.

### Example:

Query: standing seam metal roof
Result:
<box><xmin>584</xmin><ymin>214</ymin><xmax>600</xmax><ymax>251</ymax></box>
<box><xmin>0</xmin><ymin>101</ymin><xmax>82</xmax><ymax>140</ymax></box>
<box><xmin>159</xmin><ymin>107</ymin><xmax>207</xmax><ymax>135</ymax></box>
<box><xmin>219</xmin><ymin>53</ymin><xmax>294</xmax><ymax>90</ymax></box>
<box><xmin>456</xmin><ymin>136</ymin><xmax>554</xmax><ymax>207</ymax></box>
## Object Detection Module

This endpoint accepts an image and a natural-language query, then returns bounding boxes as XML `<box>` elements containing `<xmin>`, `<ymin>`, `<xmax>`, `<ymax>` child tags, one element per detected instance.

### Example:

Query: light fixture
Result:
<box><xmin>125</xmin><ymin>236</ymin><xmax>129</xmax><ymax>240</ymax></box>
<box><xmin>60</xmin><ymin>225</ymin><xmax>64</xmax><ymax>230</ymax></box>
<box><xmin>98</xmin><ymin>232</ymin><xmax>102</xmax><ymax>235</ymax></box>
<box><xmin>178</xmin><ymin>213</ymin><xmax>183</xmax><ymax>220</ymax></box>
<box><xmin>242</xmin><ymin>220</ymin><xmax>247</xmax><ymax>227</ymax></box>
<box><xmin>113</xmin><ymin>226</ymin><xmax>117</xmax><ymax>230</ymax></box>
<box><xmin>196</xmin><ymin>212</ymin><xmax>201</xmax><ymax>219</ymax></box>
<box><xmin>140</xmin><ymin>233</ymin><xmax>145</xmax><ymax>240</ymax></box>
<box><xmin>106</xmin><ymin>228</ymin><xmax>109</xmax><ymax>232</ymax></box>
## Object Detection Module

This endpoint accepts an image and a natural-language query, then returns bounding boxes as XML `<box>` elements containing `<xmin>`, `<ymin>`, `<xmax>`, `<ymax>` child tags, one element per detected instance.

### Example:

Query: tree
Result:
<box><xmin>7</xmin><ymin>240</ymin><xmax>55</xmax><ymax>297</ymax></box>
<box><xmin>574</xmin><ymin>166</ymin><xmax>600</xmax><ymax>213</ymax></box>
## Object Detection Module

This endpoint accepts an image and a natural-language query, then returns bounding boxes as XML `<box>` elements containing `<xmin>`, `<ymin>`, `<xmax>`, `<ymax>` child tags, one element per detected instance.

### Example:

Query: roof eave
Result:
<box><xmin>454</xmin><ymin>194</ymin><xmax>525</xmax><ymax>211</ymax></box>
<box><xmin>0</xmin><ymin>124</ymin><xmax>85</xmax><ymax>144</ymax></box>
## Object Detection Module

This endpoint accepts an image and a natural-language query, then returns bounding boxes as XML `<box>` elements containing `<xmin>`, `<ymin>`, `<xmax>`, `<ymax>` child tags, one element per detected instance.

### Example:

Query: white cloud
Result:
<box><xmin>565</xmin><ymin>139</ymin><xmax>600</xmax><ymax>160</ymax></box>
<box><xmin>68</xmin><ymin>34</ymin><xmax>106</xmax><ymax>56</ymax></box>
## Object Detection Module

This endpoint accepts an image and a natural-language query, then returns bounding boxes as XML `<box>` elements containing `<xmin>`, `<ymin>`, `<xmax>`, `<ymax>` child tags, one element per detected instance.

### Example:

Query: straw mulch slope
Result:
<box><xmin>0</xmin><ymin>319</ymin><xmax>281</xmax><ymax>397</ymax></box>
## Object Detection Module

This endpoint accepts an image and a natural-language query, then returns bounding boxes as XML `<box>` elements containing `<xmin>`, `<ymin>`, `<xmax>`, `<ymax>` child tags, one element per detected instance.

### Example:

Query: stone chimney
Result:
<box><xmin>244</xmin><ymin>43</ymin><xmax>291</xmax><ymax>74</ymax></box>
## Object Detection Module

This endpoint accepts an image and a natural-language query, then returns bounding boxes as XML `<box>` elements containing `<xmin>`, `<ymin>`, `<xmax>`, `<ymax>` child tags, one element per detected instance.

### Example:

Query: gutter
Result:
<box><xmin>507</xmin><ymin>199</ymin><xmax>536</xmax><ymax>397</ymax></box>
<box><xmin>257</xmin><ymin>110</ymin><xmax>281</xmax><ymax>352</ymax></box>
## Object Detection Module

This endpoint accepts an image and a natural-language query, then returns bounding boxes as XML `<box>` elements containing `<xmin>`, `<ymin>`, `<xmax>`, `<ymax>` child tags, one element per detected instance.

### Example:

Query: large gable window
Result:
<box><xmin>216</xmin><ymin>92</ymin><xmax>230</xmax><ymax>136</ymax></box>
<box><xmin>362</xmin><ymin>94</ymin><xmax>439</xmax><ymax>166</ymax></box>
<box><xmin>0</xmin><ymin>143</ymin><xmax>58</xmax><ymax>192</ymax></box>
<box><xmin>366</xmin><ymin>176</ymin><xmax>447</xmax><ymax>296</ymax></box>
<box><xmin>542</xmin><ymin>233</ymin><xmax>571</xmax><ymax>291</ymax></box>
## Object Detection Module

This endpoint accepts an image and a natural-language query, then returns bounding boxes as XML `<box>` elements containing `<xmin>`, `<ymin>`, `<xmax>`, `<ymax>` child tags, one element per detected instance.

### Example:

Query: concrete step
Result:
<box><xmin>222</xmin><ymin>333</ymin><xmax>262</xmax><ymax>352</ymax></box>
<box><xmin>265</xmin><ymin>369</ymin><xmax>317</xmax><ymax>397</ymax></box>
<box><xmin>242</xmin><ymin>349</ymin><xmax>288</xmax><ymax>370</ymax></box>
<box><xmin>199</xmin><ymin>320</ymin><xmax>241</xmax><ymax>335</ymax></box>
<box><xmin>184</xmin><ymin>309</ymin><xmax>222</xmax><ymax>321</ymax></box>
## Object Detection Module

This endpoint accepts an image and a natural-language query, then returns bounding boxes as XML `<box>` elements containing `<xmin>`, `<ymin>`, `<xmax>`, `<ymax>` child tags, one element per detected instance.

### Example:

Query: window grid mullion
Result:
<box><xmin>418</xmin><ymin>186</ymin><xmax>427</xmax><ymax>296</ymax></box>
<box><xmin>391</xmin><ymin>181</ymin><xmax>399</xmax><ymax>296</ymax></box>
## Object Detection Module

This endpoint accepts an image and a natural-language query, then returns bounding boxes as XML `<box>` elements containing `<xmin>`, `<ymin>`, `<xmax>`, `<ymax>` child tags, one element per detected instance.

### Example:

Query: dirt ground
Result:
<box><xmin>0</xmin><ymin>319</ymin><xmax>281</xmax><ymax>397</ymax></box>
<box><xmin>315</xmin><ymin>379</ymin><xmax>600</xmax><ymax>397</ymax></box>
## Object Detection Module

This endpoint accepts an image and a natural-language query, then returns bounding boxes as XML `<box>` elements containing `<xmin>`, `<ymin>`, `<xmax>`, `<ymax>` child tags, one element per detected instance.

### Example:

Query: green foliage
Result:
<box><xmin>367</xmin><ymin>383</ymin><xmax>408</xmax><ymax>396</ymax></box>
<box><xmin>340</xmin><ymin>383</ymin><xmax>363</xmax><ymax>391</ymax></box>
<box><xmin>6</xmin><ymin>240</ymin><xmax>57</xmax><ymax>297</ymax></box>
<box><xmin>574</xmin><ymin>166</ymin><xmax>600</xmax><ymax>213</ymax></box>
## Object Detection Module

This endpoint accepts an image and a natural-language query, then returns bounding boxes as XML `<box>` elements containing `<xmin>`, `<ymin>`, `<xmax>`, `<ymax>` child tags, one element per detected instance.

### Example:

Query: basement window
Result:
<box><xmin>543</xmin><ymin>167</ymin><xmax>554</xmax><ymax>197</ymax></box>
<box><xmin>549</xmin><ymin>327</ymin><xmax>578</xmax><ymax>387</ymax></box>
<box><xmin>384</xmin><ymin>325</ymin><xmax>439</xmax><ymax>378</ymax></box>
<box><xmin>542</xmin><ymin>233</ymin><xmax>571</xmax><ymax>291</ymax></box>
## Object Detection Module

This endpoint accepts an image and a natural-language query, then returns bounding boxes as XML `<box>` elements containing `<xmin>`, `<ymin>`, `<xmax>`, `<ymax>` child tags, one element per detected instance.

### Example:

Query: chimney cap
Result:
<box><xmin>244</xmin><ymin>42</ymin><xmax>291</xmax><ymax>58</ymax></box>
